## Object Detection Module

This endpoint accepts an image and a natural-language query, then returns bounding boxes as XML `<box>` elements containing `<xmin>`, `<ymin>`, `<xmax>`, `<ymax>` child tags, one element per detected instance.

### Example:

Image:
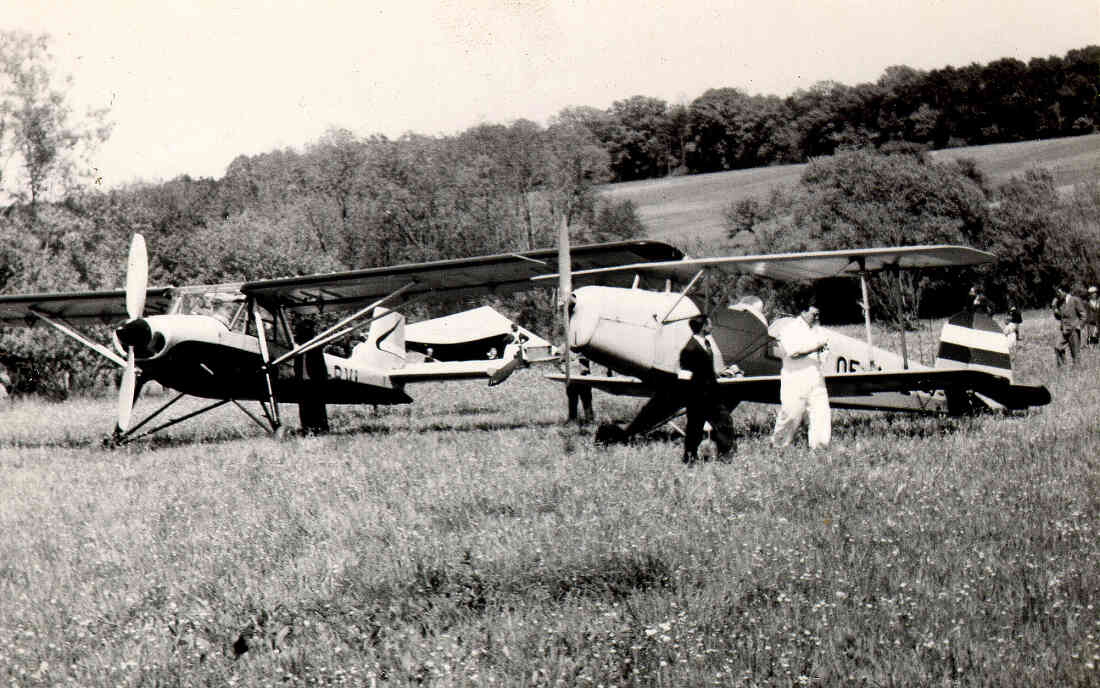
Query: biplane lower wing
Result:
<box><xmin>547</xmin><ymin>367</ymin><xmax>1049</xmax><ymax>414</ymax></box>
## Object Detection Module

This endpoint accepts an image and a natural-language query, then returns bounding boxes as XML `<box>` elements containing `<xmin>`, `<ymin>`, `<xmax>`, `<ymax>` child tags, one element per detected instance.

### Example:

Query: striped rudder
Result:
<box><xmin>936</xmin><ymin>310</ymin><xmax>1012</xmax><ymax>382</ymax></box>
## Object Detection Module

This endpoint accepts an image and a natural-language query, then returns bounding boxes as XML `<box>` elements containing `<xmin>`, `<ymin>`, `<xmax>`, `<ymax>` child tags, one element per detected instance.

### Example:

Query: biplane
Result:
<box><xmin>539</xmin><ymin>225</ymin><xmax>1052</xmax><ymax>443</ymax></box>
<box><xmin>0</xmin><ymin>235</ymin><xmax>680</xmax><ymax>443</ymax></box>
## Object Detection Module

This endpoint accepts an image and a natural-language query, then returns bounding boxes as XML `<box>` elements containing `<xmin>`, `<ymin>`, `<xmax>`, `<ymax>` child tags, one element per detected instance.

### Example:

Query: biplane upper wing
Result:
<box><xmin>241</xmin><ymin>240</ymin><xmax>684</xmax><ymax>313</ymax></box>
<box><xmin>547</xmin><ymin>366</ymin><xmax>1050</xmax><ymax>411</ymax></box>
<box><xmin>0</xmin><ymin>287</ymin><xmax>176</xmax><ymax>326</ymax></box>
<box><xmin>546</xmin><ymin>245</ymin><xmax>995</xmax><ymax>284</ymax></box>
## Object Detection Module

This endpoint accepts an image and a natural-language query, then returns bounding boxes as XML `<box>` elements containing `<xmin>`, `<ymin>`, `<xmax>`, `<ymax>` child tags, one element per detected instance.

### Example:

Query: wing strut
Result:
<box><xmin>857</xmin><ymin>259</ymin><xmax>876</xmax><ymax>370</ymax></box>
<box><xmin>251</xmin><ymin>300</ymin><xmax>282</xmax><ymax>435</ymax></box>
<box><xmin>28</xmin><ymin>309</ymin><xmax>126</xmax><ymax>367</ymax></box>
<box><xmin>660</xmin><ymin>270</ymin><xmax>706</xmax><ymax>324</ymax></box>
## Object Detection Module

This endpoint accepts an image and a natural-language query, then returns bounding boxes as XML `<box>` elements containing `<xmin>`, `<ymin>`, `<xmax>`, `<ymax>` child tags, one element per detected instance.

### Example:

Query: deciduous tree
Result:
<box><xmin>0</xmin><ymin>30</ymin><xmax>111</xmax><ymax>210</ymax></box>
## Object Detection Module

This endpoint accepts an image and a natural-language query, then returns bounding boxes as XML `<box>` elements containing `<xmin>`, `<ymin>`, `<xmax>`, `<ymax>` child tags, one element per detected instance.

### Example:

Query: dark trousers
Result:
<box><xmin>567</xmin><ymin>383</ymin><xmax>593</xmax><ymax>422</ymax></box>
<box><xmin>1056</xmin><ymin>328</ymin><xmax>1081</xmax><ymax>365</ymax></box>
<box><xmin>684</xmin><ymin>398</ymin><xmax>735</xmax><ymax>461</ymax></box>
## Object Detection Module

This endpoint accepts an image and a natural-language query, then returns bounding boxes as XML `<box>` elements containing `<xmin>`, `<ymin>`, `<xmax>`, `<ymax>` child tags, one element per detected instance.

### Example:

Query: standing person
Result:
<box><xmin>1052</xmin><ymin>285</ymin><xmax>1087</xmax><ymax>366</ymax></box>
<box><xmin>1086</xmin><ymin>286</ymin><xmax>1100</xmax><ymax>348</ymax></box>
<box><xmin>294</xmin><ymin>319</ymin><xmax>330</xmax><ymax>434</ymax></box>
<box><xmin>678</xmin><ymin>315</ymin><xmax>735</xmax><ymax>464</ymax></box>
<box><xmin>771</xmin><ymin>303</ymin><xmax>831</xmax><ymax>450</ymax></box>
<box><xmin>566</xmin><ymin>356</ymin><xmax>594</xmax><ymax>424</ymax></box>
<box><xmin>1002</xmin><ymin>306</ymin><xmax>1022</xmax><ymax>351</ymax></box>
<box><xmin>968</xmin><ymin>286</ymin><xmax>992</xmax><ymax>315</ymax></box>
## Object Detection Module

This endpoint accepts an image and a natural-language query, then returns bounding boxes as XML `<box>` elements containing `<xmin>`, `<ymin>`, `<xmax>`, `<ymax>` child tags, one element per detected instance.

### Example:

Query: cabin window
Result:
<box><xmin>176</xmin><ymin>292</ymin><xmax>244</xmax><ymax>328</ymax></box>
<box><xmin>245</xmin><ymin>302</ymin><xmax>292</xmax><ymax>347</ymax></box>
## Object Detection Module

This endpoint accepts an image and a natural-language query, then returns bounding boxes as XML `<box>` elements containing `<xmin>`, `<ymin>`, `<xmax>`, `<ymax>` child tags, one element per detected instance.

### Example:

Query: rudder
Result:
<box><xmin>936</xmin><ymin>310</ymin><xmax>1013</xmax><ymax>382</ymax></box>
<box><xmin>355</xmin><ymin>307</ymin><xmax>406</xmax><ymax>370</ymax></box>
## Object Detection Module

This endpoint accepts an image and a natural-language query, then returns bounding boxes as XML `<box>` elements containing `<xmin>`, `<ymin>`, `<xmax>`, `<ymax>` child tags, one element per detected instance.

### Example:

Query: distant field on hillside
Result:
<box><xmin>601</xmin><ymin>133</ymin><xmax>1100</xmax><ymax>245</ymax></box>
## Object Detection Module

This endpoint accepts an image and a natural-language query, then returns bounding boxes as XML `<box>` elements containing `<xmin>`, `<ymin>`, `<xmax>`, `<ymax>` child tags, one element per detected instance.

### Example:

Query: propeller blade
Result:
<box><xmin>126</xmin><ymin>234</ymin><xmax>148</xmax><ymax>320</ymax></box>
<box><xmin>558</xmin><ymin>216</ymin><xmax>572</xmax><ymax>384</ymax></box>
<box><xmin>118</xmin><ymin>349</ymin><xmax>137</xmax><ymax>433</ymax></box>
<box><xmin>488</xmin><ymin>356</ymin><xmax>522</xmax><ymax>387</ymax></box>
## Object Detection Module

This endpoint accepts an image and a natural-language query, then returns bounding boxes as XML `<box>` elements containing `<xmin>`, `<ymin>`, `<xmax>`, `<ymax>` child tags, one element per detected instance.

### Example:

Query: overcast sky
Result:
<box><xmin>6</xmin><ymin>0</ymin><xmax>1098</xmax><ymax>186</ymax></box>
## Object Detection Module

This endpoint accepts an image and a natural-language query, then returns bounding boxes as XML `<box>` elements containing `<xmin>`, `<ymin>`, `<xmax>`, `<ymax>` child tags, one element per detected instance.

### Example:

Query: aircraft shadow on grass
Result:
<box><xmin>611</xmin><ymin>405</ymin><xmax>1033</xmax><ymax>448</ymax></box>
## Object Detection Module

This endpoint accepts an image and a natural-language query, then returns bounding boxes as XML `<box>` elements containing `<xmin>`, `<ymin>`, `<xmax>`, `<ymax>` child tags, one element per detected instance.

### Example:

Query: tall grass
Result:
<box><xmin>0</xmin><ymin>313</ymin><xmax>1096</xmax><ymax>686</ymax></box>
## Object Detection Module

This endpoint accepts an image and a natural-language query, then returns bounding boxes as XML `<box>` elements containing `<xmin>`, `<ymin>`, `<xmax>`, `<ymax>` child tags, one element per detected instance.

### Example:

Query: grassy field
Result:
<box><xmin>601</xmin><ymin>133</ymin><xmax>1100</xmax><ymax>244</ymax></box>
<box><xmin>0</xmin><ymin>313</ymin><xmax>1097</xmax><ymax>686</ymax></box>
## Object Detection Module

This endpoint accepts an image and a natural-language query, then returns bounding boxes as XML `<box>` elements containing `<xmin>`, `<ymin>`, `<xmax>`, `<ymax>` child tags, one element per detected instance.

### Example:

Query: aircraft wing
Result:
<box><xmin>722</xmin><ymin>367</ymin><xmax>1049</xmax><ymax>409</ymax></box>
<box><xmin>0</xmin><ymin>288</ymin><xmax>175</xmax><ymax>326</ymax></box>
<box><xmin>241</xmin><ymin>240</ymin><xmax>684</xmax><ymax>313</ymax></box>
<box><xmin>547</xmin><ymin>367</ymin><xmax>1050</xmax><ymax>411</ymax></box>
<box><xmin>389</xmin><ymin>359</ymin><xmax>516</xmax><ymax>384</ymax></box>
<box><xmin>544</xmin><ymin>373</ymin><xmax>656</xmax><ymax>397</ymax></box>
<box><xmin>550</xmin><ymin>245</ymin><xmax>995</xmax><ymax>284</ymax></box>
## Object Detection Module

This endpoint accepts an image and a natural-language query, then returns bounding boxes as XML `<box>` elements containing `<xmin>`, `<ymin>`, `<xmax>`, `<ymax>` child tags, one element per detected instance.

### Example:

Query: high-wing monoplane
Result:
<box><xmin>539</xmin><ymin>226</ymin><xmax>1051</xmax><ymax>443</ymax></box>
<box><xmin>0</xmin><ymin>235</ymin><xmax>682</xmax><ymax>443</ymax></box>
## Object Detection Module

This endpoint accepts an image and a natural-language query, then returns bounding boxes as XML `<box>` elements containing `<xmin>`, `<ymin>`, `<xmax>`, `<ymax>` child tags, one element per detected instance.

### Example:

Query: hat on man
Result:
<box><xmin>1089</xmin><ymin>285</ymin><xmax>1098</xmax><ymax>294</ymax></box>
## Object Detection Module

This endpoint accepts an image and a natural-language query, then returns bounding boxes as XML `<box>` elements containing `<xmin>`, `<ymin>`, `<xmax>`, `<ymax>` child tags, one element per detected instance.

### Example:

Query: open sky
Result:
<box><xmin>6</xmin><ymin>0</ymin><xmax>1098</xmax><ymax>187</ymax></box>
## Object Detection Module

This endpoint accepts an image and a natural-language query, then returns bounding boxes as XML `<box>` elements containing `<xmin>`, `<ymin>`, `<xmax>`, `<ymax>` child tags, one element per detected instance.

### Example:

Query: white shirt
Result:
<box><xmin>778</xmin><ymin>317</ymin><xmax>827</xmax><ymax>375</ymax></box>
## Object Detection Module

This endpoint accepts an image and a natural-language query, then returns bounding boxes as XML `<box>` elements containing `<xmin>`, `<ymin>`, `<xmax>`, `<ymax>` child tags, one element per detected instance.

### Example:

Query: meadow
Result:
<box><xmin>602</xmin><ymin>133</ymin><xmax>1100</xmax><ymax>244</ymax></box>
<box><xmin>0</xmin><ymin>313</ymin><xmax>1097</xmax><ymax>686</ymax></box>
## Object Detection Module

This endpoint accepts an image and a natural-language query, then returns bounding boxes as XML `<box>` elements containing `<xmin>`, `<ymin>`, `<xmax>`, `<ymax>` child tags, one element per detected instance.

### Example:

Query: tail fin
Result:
<box><xmin>936</xmin><ymin>310</ymin><xmax>1012</xmax><ymax>383</ymax></box>
<box><xmin>357</xmin><ymin>307</ymin><xmax>406</xmax><ymax>370</ymax></box>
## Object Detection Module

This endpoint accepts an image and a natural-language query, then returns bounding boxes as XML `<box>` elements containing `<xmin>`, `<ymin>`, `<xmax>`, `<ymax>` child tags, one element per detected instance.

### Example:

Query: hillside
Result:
<box><xmin>601</xmin><ymin>133</ymin><xmax>1100</xmax><ymax>245</ymax></box>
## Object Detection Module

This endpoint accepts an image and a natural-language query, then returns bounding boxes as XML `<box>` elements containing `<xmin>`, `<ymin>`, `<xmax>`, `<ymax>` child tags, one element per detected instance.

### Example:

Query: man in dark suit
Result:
<box><xmin>1053</xmin><ymin>285</ymin><xmax>1087</xmax><ymax>366</ymax></box>
<box><xmin>679</xmin><ymin>315</ymin><xmax>735</xmax><ymax>463</ymax></box>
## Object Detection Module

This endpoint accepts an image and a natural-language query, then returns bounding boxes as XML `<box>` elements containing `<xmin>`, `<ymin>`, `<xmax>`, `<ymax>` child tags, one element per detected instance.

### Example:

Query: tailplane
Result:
<box><xmin>354</xmin><ymin>307</ymin><xmax>406</xmax><ymax>370</ymax></box>
<box><xmin>935</xmin><ymin>310</ymin><xmax>1013</xmax><ymax>382</ymax></box>
<box><xmin>935</xmin><ymin>309</ymin><xmax>1051</xmax><ymax>412</ymax></box>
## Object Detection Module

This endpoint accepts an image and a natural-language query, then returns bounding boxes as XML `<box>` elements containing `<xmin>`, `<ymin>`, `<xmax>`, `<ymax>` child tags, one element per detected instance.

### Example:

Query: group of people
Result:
<box><xmin>971</xmin><ymin>282</ymin><xmax>1100</xmax><ymax>366</ymax></box>
<box><xmin>679</xmin><ymin>299</ymin><xmax>830</xmax><ymax>464</ymax></box>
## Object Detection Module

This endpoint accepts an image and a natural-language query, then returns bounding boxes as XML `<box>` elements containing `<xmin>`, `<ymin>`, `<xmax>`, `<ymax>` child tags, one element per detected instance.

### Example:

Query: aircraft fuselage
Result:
<box><xmin>118</xmin><ymin>314</ymin><xmax>413</xmax><ymax>405</ymax></box>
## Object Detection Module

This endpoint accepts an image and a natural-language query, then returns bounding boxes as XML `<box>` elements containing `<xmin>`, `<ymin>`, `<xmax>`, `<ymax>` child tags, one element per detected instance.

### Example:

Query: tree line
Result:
<box><xmin>575</xmin><ymin>46</ymin><xmax>1099</xmax><ymax>181</ymax></box>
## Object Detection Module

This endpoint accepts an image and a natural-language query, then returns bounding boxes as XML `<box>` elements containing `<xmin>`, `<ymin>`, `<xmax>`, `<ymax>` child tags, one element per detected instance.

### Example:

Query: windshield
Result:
<box><xmin>175</xmin><ymin>292</ymin><xmax>244</xmax><ymax>328</ymax></box>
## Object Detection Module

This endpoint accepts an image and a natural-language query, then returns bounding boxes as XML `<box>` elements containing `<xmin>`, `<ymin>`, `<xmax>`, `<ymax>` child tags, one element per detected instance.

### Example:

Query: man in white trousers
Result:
<box><xmin>771</xmin><ymin>303</ymin><xmax>831</xmax><ymax>450</ymax></box>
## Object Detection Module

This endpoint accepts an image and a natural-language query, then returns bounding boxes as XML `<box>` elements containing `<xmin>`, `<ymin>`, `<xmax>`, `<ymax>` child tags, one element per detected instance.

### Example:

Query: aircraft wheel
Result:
<box><xmin>272</xmin><ymin>425</ymin><xmax>287</xmax><ymax>441</ymax></box>
<box><xmin>945</xmin><ymin>388</ymin><xmax>977</xmax><ymax>416</ymax></box>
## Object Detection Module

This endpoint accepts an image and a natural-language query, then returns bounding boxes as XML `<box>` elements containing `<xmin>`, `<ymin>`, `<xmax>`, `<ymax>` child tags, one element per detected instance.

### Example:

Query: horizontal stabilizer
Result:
<box><xmin>970</xmin><ymin>380</ymin><xmax>1052</xmax><ymax>410</ymax></box>
<box><xmin>391</xmin><ymin>359</ymin><xmax>514</xmax><ymax>383</ymax></box>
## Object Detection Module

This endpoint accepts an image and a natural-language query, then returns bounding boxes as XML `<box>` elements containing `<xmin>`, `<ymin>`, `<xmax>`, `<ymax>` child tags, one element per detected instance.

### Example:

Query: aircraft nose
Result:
<box><xmin>115</xmin><ymin>319</ymin><xmax>166</xmax><ymax>359</ymax></box>
<box><xmin>569</xmin><ymin>293</ymin><xmax>598</xmax><ymax>348</ymax></box>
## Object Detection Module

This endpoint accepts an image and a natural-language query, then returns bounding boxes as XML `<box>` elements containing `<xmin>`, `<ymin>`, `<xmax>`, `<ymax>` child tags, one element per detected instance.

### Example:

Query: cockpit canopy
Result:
<box><xmin>172</xmin><ymin>289</ymin><xmax>245</xmax><ymax>328</ymax></box>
